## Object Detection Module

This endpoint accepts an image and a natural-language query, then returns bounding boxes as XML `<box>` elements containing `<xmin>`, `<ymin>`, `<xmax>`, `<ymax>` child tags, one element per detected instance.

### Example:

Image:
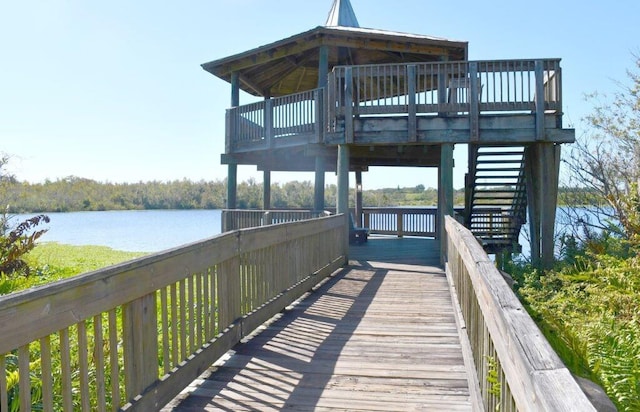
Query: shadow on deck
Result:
<box><xmin>163</xmin><ymin>237</ymin><xmax>472</xmax><ymax>411</ymax></box>
<box><xmin>349</xmin><ymin>235</ymin><xmax>440</xmax><ymax>266</ymax></box>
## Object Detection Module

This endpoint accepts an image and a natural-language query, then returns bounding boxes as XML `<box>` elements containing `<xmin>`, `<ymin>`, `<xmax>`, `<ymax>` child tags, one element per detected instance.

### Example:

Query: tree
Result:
<box><xmin>0</xmin><ymin>154</ymin><xmax>49</xmax><ymax>277</ymax></box>
<box><xmin>562</xmin><ymin>56</ymin><xmax>640</xmax><ymax>246</ymax></box>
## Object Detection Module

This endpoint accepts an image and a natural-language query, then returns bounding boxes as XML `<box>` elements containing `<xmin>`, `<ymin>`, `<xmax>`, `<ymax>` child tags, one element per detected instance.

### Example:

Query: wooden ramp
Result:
<box><xmin>163</xmin><ymin>238</ymin><xmax>473</xmax><ymax>411</ymax></box>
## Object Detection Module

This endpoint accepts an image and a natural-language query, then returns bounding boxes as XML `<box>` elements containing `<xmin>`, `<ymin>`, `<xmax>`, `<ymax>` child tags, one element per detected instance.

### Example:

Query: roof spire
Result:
<box><xmin>325</xmin><ymin>0</ymin><xmax>360</xmax><ymax>28</ymax></box>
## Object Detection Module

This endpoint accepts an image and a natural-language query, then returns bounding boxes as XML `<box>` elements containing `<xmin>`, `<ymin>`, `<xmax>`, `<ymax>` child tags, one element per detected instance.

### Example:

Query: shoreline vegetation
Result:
<box><xmin>0</xmin><ymin>176</ymin><xmax>603</xmax><ymax>213</ymax></box>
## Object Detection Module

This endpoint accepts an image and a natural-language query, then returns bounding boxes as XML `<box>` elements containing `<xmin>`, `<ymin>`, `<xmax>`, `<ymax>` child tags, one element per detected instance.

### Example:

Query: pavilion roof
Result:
<box><xmin>202</xmin><ymin>1</ymin><xmax>468</xmax><ymax>97</ymax></box>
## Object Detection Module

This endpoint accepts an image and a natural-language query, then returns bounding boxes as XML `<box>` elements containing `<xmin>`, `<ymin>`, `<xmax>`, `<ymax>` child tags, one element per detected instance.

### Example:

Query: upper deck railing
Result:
<box><xmin>0</xmin><ymin>215</ymin><xmax>346</xmax><ymax>411</ymax></box>
<box><xmin>226</xmin><ymin>59</ymin><xmax>562</xmax><ymax>151</ymax></box>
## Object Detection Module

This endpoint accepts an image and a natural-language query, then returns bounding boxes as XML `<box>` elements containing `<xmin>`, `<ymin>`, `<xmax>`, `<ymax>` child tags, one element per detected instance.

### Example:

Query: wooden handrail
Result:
<box><xmin>0</xmin><ymin>215</ymin><xmax>347</xmax><ymax>411</ymax></box>
<box><xmin>444</xmin><ymin>216</ymin><xmax>595</xmax><ymax>411</ymax></box>
<box><xmin>221</xmin><ymin>209</ymin><xmax>330</xmax><ymax>232</ymax></box>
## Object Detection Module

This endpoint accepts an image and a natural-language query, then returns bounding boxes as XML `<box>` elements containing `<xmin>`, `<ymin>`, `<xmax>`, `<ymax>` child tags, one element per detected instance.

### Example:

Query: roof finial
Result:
<box><xmin>325</xmin><ymin>0</ymin><xmax>360</xmax><ymax>28</ymax></box>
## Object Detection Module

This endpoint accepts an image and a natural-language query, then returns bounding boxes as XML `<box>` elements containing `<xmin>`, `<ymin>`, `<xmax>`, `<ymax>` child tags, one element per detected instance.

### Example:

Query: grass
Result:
<box><xmin>1</xmin><ymin>242</ymin><xmax>146</xmax><ymax>295</ymax></box>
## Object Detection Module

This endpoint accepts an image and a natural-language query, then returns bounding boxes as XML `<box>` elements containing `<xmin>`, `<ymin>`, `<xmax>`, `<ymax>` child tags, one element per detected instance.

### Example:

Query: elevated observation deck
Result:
<box><xmin>224</xmin><ymin>59</ymin><xmax>571</xmax><ymax>171</ymax></box>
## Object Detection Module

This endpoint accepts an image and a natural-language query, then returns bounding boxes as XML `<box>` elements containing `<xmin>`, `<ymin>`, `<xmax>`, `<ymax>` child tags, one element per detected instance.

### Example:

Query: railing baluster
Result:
<box><xmin>40</xmin><ymin>337</ymin><xmax>53</xmax><ymax>411</ymax></box>
<box><xmin>18</xmin><ymin>344</ymin><xmax>30</xmax><ymax>411</ymax></box>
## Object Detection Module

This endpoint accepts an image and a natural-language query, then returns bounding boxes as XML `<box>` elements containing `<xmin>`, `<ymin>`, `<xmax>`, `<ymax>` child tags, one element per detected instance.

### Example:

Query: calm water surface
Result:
<box><xmin>17</xmin><ymin>210</ymin><xmax>222</xmax><ymax>253</ymax></box>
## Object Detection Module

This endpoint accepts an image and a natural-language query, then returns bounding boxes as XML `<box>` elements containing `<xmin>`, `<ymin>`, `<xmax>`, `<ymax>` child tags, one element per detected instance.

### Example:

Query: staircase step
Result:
<box><xmin>476</xmin><ymin>159</ymin><xmax>524</xmax><ymax>164</ymax></box>
<box><xmin>476</xmin><ymin>167</ymin><xmax>524</xmax><ymax>172</ymax></box>
<box><xmin>477</xmin><ymin>150</ymin><xmax>524</xmax><ymax>156</ymax></box>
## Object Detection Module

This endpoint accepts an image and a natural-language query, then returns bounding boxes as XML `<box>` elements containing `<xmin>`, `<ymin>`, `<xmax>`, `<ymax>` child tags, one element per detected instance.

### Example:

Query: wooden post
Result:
<box><xmin>469</xmin><ymin>62</ymin><xmax>479</xmax><ymax>142</ymax></box>
<box><xmin>123</xmin><ymin>293</ymin><xmax>158</xmax><ymax>401</ymax></box>
<box><xmin>314</xmin><ymin>157</ymin><xmax>325</xmax><ymax>212</ymax></box>
<box><xmin>344</xmin><ymin>67</ymin><xmax>354</xmax><ymax>144</ymax></box>
<box><xmin>407</xmin><ymin>64</ymin><xmax>417</xmax><ymax>142</ymax></box>
<box><xmin>437</xmin><ymin>62</ymin><xmax>448</xmax><ymax>115</ymax></box>
<box><xmin>263</xmin><ymin>170</ymin><xmax>271</xmax><ymax>210</ymax></box>
<box><xmin>230</xmin><ymin>72</ymin><xmax>239</xmax><ymax>107</ymax></box>
<box><xmin>526</xmin><ymin>143</ymin><xmax>560</xmax><ymax>270</ymax></box>
<box><xmin>265</xmin><ymin>97</ymin><xmax>274</xmax><ymax>149</ymax></box>
<box><xmin>525</xmin><ymin>145</ymin><xmax>542</xmax><ymax>267</ymax></box>
<box><xmin>337</xmin><ymin>144</ymin><xmax>350</xmax><ymax>255</ymax></box>
<box><xmin>465</xmin><ymin>144</ymin><xmax>478</xmax><ymax>226</ymax></box>
<box><xmin>314</xmin><ymin>47</ymin><xmax>328</xmax><ymax>212</ymax></box>
<box><xmin>439</xmin><ymin>144</ymin><xmax>454</xmax><ymax>263</ymax></box>
<box><xmin>535</xmin><ymin>60</ymin><xmax>546</xmax><ymax>141</ymax></box>
<box><xmin>317</xmin><ymin>45</ymin><xmax>329</xmax><ymax>89</ymax></box>
<box><xmin>355</xmin><ymin>170</ymin><xmax>363</xmax><ymax>227</ymax></box>
<box><xmin>227</xmin><ymin>164</ymin><xmax>237</xmax><ymax>210</ymax></box>
<box><xmin>540</xmin><ymin>143</ymin><xmax>561</xmax><ymax>269</ymax></box>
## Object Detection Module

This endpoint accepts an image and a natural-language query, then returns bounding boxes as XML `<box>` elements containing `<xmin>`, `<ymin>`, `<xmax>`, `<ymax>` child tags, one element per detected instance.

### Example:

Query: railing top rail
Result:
<box><xmin>445</xmin><ymin>216</ymin><xmax>595</xmax><ymax>411</ymax></box>
<box><xmin>330</xmin><ymin>58</ymin><xmax>562</xmax><ymax>72</ymax></box>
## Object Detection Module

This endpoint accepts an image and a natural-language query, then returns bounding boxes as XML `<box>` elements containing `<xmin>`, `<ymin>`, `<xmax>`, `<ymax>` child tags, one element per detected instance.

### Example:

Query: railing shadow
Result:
<box><xmin>169</xmin><ymin>263</ymin><xmax>389</xmax><ymax>410</ymax></box>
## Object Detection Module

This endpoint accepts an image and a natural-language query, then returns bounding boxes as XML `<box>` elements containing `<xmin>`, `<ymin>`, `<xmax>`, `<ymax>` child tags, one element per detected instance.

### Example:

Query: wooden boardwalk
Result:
<box><xmin>163</xmin><ymin>237</ymin><xmax>474</xmax><ymax>411</ymax></box>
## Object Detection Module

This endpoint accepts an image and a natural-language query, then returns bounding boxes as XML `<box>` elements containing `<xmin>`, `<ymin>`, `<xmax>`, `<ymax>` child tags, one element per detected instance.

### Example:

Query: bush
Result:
<box><xmin>0</xmin><ymin>212</ymin><xmax>50</xmax><ymax>276</ymax></box>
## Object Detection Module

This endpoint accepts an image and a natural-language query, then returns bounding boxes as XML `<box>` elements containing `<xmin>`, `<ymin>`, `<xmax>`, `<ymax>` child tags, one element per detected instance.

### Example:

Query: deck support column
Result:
<box><xmin>313</xmin><ymin>45</ymin><xmax>329</xmax><ymax>213</ymax></box>
<box><xmin>263</xmin><ymin>170</ymin><xmax>271</xmax><ymax>210</ymax></box>
<box><xmin>227</xmin><ymin>71</ymin><xmax>240</xmax><ymax>215</ymax></box>
<box><xmin>525</xmin><ymin>143</ymin><xmax>560</xmax><ymax>270</ymax></box>
<box><xmin>438</xmin><ymin>144</ymin><xmax>454</xmax><ymax>263</ymax></box>
<box><xmin>314</xmin><ymin>158</ymin><xmax>325</xmax><ymax>211</ymax></box>
<box><xmin>337</xmin><ymin>144</ymin><xmax>350</xmax><ymax>256</ymax></box>
<box><xmin>355</xmin><ymin>170</ymin><xmax>363</xmax><ymax>227</ymax></box>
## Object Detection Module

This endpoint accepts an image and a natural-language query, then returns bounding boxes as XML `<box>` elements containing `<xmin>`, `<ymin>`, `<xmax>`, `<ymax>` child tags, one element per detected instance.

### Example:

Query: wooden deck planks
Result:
<box><xmin>164</xmin><ymin>238</ymin><xmax>472</xmax><ymax>411</ymax></box>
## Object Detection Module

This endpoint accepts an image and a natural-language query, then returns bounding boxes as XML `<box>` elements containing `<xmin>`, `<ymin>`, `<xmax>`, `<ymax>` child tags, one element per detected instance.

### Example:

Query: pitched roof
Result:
<box><xmin>325</xmin><ymin>0</ymin><xmax>359</xmax><ymax>28</ymax></box>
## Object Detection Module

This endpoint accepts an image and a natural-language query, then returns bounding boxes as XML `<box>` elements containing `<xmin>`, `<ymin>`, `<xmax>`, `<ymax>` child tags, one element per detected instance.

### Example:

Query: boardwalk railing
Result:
<box><xmin>444</xmin><ymin>216</ymin><xmax>595</xmax><ymax>411</ymax></box>
<box><xmin>222</xmin><ymin>207</ymin><xmax>511</xmax><ymax>239</ymax></box>
<box><xmin>362</xmin><ymin>207</ymin><xmax>437</xmax><ymax>237</ymax></box>
<box><xmin>221</xmin><ymin>209</ymin><xmax>329</xmax><ymax>232</ymax></box>
<box><xmin>0</xmin><ymin>215</ymin><xmax>346</xmax><ymax>411</ymax></box>
<box><xmin>226</xmin><ymin>59</ymin><xmax>562</xmax><ymax>151</ymax></box>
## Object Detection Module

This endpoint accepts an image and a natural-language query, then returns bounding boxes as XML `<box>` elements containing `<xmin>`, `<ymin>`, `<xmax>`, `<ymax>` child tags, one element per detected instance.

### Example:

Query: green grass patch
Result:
<box><xmin>1</xmin><ymin>243</ymin><xmax>147</xmax><ymax>295</ymax></box>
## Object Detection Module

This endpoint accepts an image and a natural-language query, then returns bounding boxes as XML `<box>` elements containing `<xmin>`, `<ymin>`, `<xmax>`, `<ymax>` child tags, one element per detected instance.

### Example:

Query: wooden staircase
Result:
<box><xmin>465</xmin><ymin>145</ymin><xmax>528</xmax><ymax>254</ymax></box>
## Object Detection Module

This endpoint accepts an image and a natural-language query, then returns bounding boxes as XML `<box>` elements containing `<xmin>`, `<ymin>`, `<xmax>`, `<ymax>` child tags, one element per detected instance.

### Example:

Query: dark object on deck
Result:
<box><xmin>349</xmin><ymin>213</ymin><xmax>368</xmax><ymax>244</ymax></box>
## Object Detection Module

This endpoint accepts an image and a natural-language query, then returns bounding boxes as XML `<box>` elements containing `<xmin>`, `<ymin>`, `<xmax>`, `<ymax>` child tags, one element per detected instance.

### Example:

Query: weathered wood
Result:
<box><xmin>439</xmin><ymin>143</ymin><xmax>454</xmax><ymax>262</ymax></box>
<box><xmin>165</xmin><ymin>249</ymin><xmax>473</xmax><ymax>412</ymax></box>
<box><xmin>407</xmin><ymin>64</ymin><xmax>417</xmax><ymax>142</ymax></box>
<box><xmin>344</xmin><ymin>67</ymin><xmax>354</xmax><ymax>144</ymax></box>
<box><xmin>535</xmin><ymin>60</ymin><xmax>546</xmax><ymax>141</ymax></box>
<box><xmin>0</xmin><ymin>215</ymin><xmax>347</xmax><ymax>411</ymax></box>
<box><xmin>314</xmin><ymin>156</ymin><xmax>326</xmax><ymax>211</ymax></box>
<box><xmin>445</xmin><ymin>216</ymin><xmax>596</xmax><ymax>411</ymax></box>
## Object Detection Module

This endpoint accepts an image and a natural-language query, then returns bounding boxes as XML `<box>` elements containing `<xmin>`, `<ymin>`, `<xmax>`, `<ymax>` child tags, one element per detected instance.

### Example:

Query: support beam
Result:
<box><xmin>540</xmin><ymin>143</ymin><xmax>560</xmax><ymax>269</ymax></box>
<box><xmin>344</xmin><ymin>67</ymin><xmax>354</xmax><ymax>144</ymax></box>
<box><xmin>263</xmin><ymin>170</ymin><xmax>271</xmax><ymax>210</ymax></box>
<box><xmin>525</xmin><ymin>143</ymin><xmax>560</xmax><ymax>269</ymax></box>
<box><xmin>317</xmin><ymin>45</ymin><xmax>329</xmax><ymax>89</ymax></box>
<box><xmin>438</xmin><ymin>144</ymin><xmax>454</xmax><ymax>263</ymax></box>
<box><xmin>314</xmin><ymin>157</ymin><xmax>326</xmax><ymax>211</ymax></box>
<box><xmin>525</xmin><ymin>145</ymin><xmax>542</xmax><ymax>268</ymax></box>
<box><xmin>337</xmin><ymin>145</ymin><xmax>350</xmax><ymax>256</ymax></box>
<box><xmin>355</xmin><ymin>170</ymin><xmax>363</xmax><ymax>227</ymax></box>
<box><xmin>230</xmin><ymin>72</ymin><xmax>240</xmax><ymax>107</ymax></box>
<box><xmin>227</xmin><ymin>164</ymin><xmax>237</xmax><ymax>210</ymax></box>
<box><xmin>228</xmin><ymin>71</ymin><xmax>240</xmax><ymax>214</ymax></box>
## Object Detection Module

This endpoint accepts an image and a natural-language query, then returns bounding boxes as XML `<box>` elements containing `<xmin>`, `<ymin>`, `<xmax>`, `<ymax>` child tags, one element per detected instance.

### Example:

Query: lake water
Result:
<box><xmin>15</xmin><ymin>210</ymin><xmax>222</xmax><ymax>253</ymax></box>
<box><xmin>13</xmin><ymin>207</ymin><xmax>591</xmax><ymax>257</ymax></box>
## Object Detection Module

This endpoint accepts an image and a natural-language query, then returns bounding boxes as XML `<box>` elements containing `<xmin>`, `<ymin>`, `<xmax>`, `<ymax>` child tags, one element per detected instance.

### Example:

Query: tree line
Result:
<box><xmin>0</xmin><ymin>176</ymin><xmax>473</xmax><ymax>213</ymax></box>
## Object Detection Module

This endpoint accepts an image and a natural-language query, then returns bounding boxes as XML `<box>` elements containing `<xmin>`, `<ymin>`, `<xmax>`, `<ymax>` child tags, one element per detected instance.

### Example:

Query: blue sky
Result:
<box><xmin>1</xmin><ymin>0</ymin><xmax>639</xmax><ymax>190</ymax></box>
